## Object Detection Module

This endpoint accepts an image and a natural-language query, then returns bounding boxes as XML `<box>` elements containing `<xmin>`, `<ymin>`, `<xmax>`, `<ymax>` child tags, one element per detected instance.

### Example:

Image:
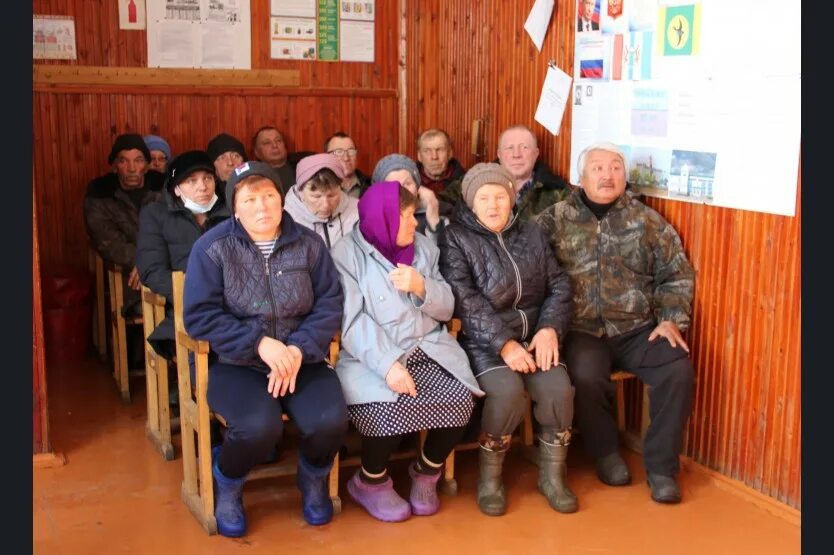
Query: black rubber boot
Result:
<box><xmin>477</xmin><ymin>433</ymin><xmax>511</xmax><ymax>516</ymax></box>
<box><xmin>537</xmin><ymin>436</ymin><xmax>578</xmax><ymax>513</ymax></box>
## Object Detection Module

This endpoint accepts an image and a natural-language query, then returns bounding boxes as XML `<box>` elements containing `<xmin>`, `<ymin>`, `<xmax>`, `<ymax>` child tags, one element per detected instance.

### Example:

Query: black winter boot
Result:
<box><xmin>477</xmin><ymin>433</ymin><xmax>511</xmax><ymax>516</ymax></box>
<box><xmin>537</xmin><ymin>430</ymin><xmax>578</xmax><ymax>513</ymax></box>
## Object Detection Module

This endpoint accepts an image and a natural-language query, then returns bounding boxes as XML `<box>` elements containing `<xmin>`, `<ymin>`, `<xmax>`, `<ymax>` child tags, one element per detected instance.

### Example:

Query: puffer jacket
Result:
<box><xmin>331</xmin><ymin>224</ymin><xmax>484</xmax><ymax>404</ymax></box>
<box><xmin>283</xmin><ymin>185</ymin><xmax>359</xmax><ymax>249</ymax></box>
<box><xmin>438</xmin><ymin>202</ymin><xmax>573</xmax><ymax>377</ymax></box>
<box><xmin>535</xmin><ymin>189</ymin><xmax>695</xmax><ymax>338</ymax></box>
<box><xmin>135</xmin><ymin>191</ymin><xmax>230</xmax><ymax>353</ymax></box>
<box><xmin>183</xmin><ymin>212</ymin><xmax>343</xmax><ymax>370</ymax></box>
<box><xmin>83</xmin><ymin>171</ymin><xmax>165</xmax><ymax>267</ymax></box>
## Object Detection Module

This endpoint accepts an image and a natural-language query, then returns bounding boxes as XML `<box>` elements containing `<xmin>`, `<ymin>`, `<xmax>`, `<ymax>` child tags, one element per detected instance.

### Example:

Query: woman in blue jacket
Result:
<box><xmin>183</xmin><ymin>161</ymin><xmax>348</xmax><ymax>536</ymax></box>
<box><xmin>331</xmin><ymin>181</ymin><xmax>483</xmax><ymax>523</ymax></box>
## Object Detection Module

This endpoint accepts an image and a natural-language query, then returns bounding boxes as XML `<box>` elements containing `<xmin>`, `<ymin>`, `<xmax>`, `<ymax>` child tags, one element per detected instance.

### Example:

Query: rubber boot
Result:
<box><xmin>296</xmin><ymin>455</ymin><xmax>335</xmax><ymax>525</ymax></box>
<box><xmin>408</xmin><ymin>461</ymin><xmax>441</xmax><ymax>516</ymax></box>
<box><xmin>211</xmin><ymin>446</ymin><xmax>247</xmax><ymax>537</ymax></box>
<box><xmin>537</xmin><ymin>434</ymin><xmax>578</xmax><ymax>513</ymax></box>
<box><xmin>477</xmin><ymin>433</ymin><xmax>511</xmax><ymax>516</ymax></box>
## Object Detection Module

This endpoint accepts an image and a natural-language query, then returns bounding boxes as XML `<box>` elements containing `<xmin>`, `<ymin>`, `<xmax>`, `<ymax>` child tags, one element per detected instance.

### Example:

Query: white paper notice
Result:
<box><xmin>535</xmin><ymin>64</ymin><xmax>572</xmax><ymax>136</ymax></box>
<box><xmin>340</xmin><ymin>20</ymin><xmax>374</xmax><ymax>62</ymax></box>
<box><xmin>523</xmin><ymin>0</ymin><xmax>554</xmax><ymax>51</ymax></box>
<box><xmin>271</xmin><ymin>0</ymin><xmax>316</xmax><ymax>17</ymax></box>
<box><xmin>201</xmin><ymin>24</ymin><xmax>235</xmax><ymax>67</ymax></box>
<box><xmin>157</xmin><ymin>23</ymin><xmax>195</xmax><ymax>66</ymax></box>
<box><xmin>33</xmin><ymin>16</ymin><xmax>77</xmax><ymax>60</ymax></box>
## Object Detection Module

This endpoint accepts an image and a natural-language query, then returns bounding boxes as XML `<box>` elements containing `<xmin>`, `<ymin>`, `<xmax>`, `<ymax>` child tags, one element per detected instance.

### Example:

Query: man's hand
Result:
<box><xmin>385</xmin><ymin>361</ymin><xmax>417</xmax><ymax>397</ymax></box>
<box><xmin>389</xmin><ymin>264</ymin><xmax>426</xmax><ymax>299</ymax></box>
<box><xmin>500</xmin><ymin>339</ymin><xmax>537</xmax><ymax>373</ymax></box>
<box><xmin>127</xmin><ymin>266</ymin><xmax>142</xmax><ymax>291</ymax></box>
<box><xmin>648</xmin><ymin>321</ymin><xmax>690</xmax><ymax>353</ymax></box>
<box><xmin>527</xmin><ymin>327</ymin><xmax>560</xmax><ymax>371</ymax></box>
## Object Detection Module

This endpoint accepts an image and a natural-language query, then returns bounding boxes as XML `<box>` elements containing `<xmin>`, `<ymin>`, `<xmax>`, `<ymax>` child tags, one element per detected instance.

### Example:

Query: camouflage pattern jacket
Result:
<box><xmin>535</xmin><ymin>190</ymin><xmax>694</xmax><ymax>338</ymax></box>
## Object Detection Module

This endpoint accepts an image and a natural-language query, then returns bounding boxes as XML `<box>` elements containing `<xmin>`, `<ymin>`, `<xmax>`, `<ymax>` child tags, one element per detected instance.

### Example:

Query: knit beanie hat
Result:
<box><xmin>143</xmin><ymin>134</ymin><xmax>172</xmax><ymax>160</ymax></box>
<box><xmin>295</xmin><ymin>153</ymin><xmax>345</xmax><ymax>187</ymax></box>
<box><xmin>461</xmin><ymin>163</ymin><xmax>515</xmax><ymax>208</ymax></box>
<box><xmin>165</xmin><ymin>150</ymin><xmax>215</xmax><ymax>191</ymax></box>
<box><xmin>108</xmin><ymin>133</ymin><xmax>151</xmax><ymax>165</ymax></box>
<box><xmin>224</xmin><ymin>161</ymin><xmax>283</xmax><ymax>212</ymax></box>
<box><xmin>372</xmin><ymin>154</ymin><xmax>420</xmax><ymax>188</ymax></box>
<box><xmin>206</xmin><ymin>133</ymin><xmax>247</xmax><ymax>163</ymax></box>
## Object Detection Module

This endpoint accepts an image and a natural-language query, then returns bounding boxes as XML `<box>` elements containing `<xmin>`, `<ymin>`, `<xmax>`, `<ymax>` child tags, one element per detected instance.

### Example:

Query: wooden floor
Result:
<box><xmin>34</xmin><ymin>357</ymin><xmax>800</xmax><ymax>554</ymax></box>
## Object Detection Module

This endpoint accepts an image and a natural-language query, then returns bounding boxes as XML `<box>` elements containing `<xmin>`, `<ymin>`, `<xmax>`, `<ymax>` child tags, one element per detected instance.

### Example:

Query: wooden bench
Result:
<box><xmin>141</xmin><ymin>285</ymin><xmax>175</xmax><ymax>461</ymax></box>
<box><xmin>172</xmin><ymin>271</ymin><xmax>341</xmax><ymax>535</ymax></box>
<box><xmin>106</xmin><ymin>263</ymin><xmax>144</xmax><ymax>403</ymax></box>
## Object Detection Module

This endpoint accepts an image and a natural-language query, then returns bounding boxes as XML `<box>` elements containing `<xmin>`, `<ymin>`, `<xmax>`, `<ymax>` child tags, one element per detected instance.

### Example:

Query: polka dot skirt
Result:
<box><xmin>348</xmin><ymin>348</ymin><xmax>475</xmax><ymax>437</ymax></box>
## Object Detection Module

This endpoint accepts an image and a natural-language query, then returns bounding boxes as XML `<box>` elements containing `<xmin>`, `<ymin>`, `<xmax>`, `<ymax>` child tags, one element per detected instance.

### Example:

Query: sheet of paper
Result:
<box><xmin>271</xmin><ymin>0</ymin><xmax>316</xmax><ymax>17</ymax></box>
<box><xmin>119</xmin><ymin>0</ymin><xmax>147</xmax><ymax>30</ymax></box>
<box><xmin>340</xmin><ymin>19</ymin><xmax>374</xmax><ymax>62</ymax></box>
<box><xmin>33</xmin><ymin>16</ymin><xmax>77</xmax><ymax>60</ymax></box>
<box><xmin>523</xmin><ymin>0</ymin><xmax>554</xmax><ymax>51</ymax></box>
<box><xmin>534</xmin><ymin>64</ymin><xmax>572</xmax><ymax>136</ymax></box>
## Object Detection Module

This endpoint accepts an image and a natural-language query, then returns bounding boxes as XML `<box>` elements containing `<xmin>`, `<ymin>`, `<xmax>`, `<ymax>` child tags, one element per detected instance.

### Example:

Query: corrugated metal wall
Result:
<box><xmin>405</xmin><ymin>0</ymin><xmax>800</xmax><ymax>509</ymax></box>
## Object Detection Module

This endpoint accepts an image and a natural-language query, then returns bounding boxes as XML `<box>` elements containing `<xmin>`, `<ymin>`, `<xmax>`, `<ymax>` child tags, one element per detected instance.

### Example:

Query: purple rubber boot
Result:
<box><xmin>346</xmin><ymin>470</ymin><xmax>411</xmax><ymax>522</ymax></box>
<box><xmin>408</xmin><ymin>462</ymin><xmax>441</xmax><ymax>516</ymax></box>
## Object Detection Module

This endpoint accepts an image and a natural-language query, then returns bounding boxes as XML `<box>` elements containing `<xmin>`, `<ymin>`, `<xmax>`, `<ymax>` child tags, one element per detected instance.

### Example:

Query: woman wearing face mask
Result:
<box><xmin>136</xmin><ymin>150</ymin><xmax>230</xmax><ymax>359</ymax></box>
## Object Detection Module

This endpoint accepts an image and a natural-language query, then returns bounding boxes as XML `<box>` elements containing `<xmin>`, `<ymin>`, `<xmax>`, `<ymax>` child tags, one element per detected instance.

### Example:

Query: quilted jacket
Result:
<box><xmin>183</xmin><ymin>212</ymin><xmax>343</xmax><ymax>371</ymax></box>
<box><xmin>438</xmin><ymin>202</ymin><xmax>573</xmax><ymax>377</ymax></box>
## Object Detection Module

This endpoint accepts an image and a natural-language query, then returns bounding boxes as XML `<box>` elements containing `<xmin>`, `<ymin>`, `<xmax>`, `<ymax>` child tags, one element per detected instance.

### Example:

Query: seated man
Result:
<box><xmin>442</xmin><ymin>124</ymin><xmax>570</xmax><ymax>220</ymax></box>
<box><xmin>84</xmin><ymin>133</ymin><xmax>165</xmax><ymax>365</ymax></box>
<box><xmin>325</xmin><ymin>131</ymin><xmax>371</xmax><ymax>199</ymax></box>
<box><xmin>416</xmin><ymin>128</ymin><xmax>466</xmax><ymax>200</ymax></box>
<box><xmin>207</xmin><ymin>132</ymin><xmax>247</xmax><ymax>193</ymax></box>
<box><xmin>252</xmin><ymin>125</ymin><xmax>296</xmax><ymax>194</ymax></box>
<box><xmin>284</xmin><ymin>153</ymin><xmax>358</xmax><ymax>249</ymax></box>
<box><xmin>535</xmin><ymin>141</ymin><xmax>695</xmax><ymax>504</ymax></box>
<box><xmin>144</xmin><ymin>134</ymin><xmax>172</xmax><ymax>174</ymax></box>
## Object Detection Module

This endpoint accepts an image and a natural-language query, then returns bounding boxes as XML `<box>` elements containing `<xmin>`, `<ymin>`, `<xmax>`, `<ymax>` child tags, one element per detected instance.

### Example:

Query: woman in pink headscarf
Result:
<box><xmin>330</xmin><ymin>181</ymin><xmax>484</xmax><ymax>523</ymax></box>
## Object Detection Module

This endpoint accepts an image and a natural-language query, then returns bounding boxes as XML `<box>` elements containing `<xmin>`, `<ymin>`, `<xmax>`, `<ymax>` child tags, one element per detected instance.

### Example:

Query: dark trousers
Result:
<box><xmin>207</xmin><ymin>361</ymin><xmax>349</xmax><ymax>479</ymax></box>
<box><xmin>360</xmin><ymin>426</ymin><xmax>467</xmax><ymax>475</ymax></box>
<box><xmin>564</xmin><ymin>326</ymin><xmax>694</xmax><ymax>476</ymax></box>
<box><xmin>477</xmin><ymin>364</ymin><xmax>574</xmax><ymax>437</ymax></box>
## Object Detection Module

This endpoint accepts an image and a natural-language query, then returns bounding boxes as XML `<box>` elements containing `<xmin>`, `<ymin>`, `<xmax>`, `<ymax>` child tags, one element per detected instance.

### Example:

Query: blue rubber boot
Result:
<box><xmin>296</xmin><ymin>455</ymin><xmax>334</xmax><ymax>525</ymax></box>
<box><xmin>212</xmin><ymin>446</ymin><xmax>247</xmax><ymax>537</ymax></box>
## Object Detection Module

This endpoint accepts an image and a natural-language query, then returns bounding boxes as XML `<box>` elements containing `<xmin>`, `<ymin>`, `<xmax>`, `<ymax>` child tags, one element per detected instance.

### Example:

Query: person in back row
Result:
<box><xmin>416</xmin><ymin>128</ymin><xmax>466</xmax><ymax>199</ymax></box>
<box><xmin>252</xmin><ymin>125</ymin><xmax>296</xmax><ymax>193</ymax></box>
<box><xmin>284</xmin><ymin>153</ymin><xmax>359</xmax><ymax>249</ymax></box>
<box><xmin>325</xmin><ymin>131</ymin><xmax>372</xmax><ymax>199</ymax></box>
<box><xmin>144</xmin><ymin>134</ymin><xmax>172</xmax><ymax>174</ymax></box>
<box><xmin>207</xmin><ymin>132</ymin><xmax>248</xmax><ymax>191</ymax></box>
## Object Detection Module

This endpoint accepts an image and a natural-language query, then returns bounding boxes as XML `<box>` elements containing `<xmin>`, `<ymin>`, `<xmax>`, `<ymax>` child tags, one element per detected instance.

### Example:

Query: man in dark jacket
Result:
<box><xmin>536</xmin><ymin>141</ymin><xmax>695</xmax><ymax>505</ymax></box>
<box><xmin>136</xmin><ymin>150</ymin><xmax>230</xmax><ymax>359</ymax></box>
<box><xmin>252</xmin><ymin>125</ymin><xmax>296</xmax><ymax>193</ymax></box>
<box><xmin>324</xmin><ymin>131</ymin><xmax>371</xmax><ymax>199</ymax></box>
<box><xmin>416</xmin><ymin>128</ymin><xmax>466</xmax><ymax>198</ymax></box>
<box><xmin>207</xmin><ymin>132</ymin><xmax>247</xmax><ymax>191</ymax></box>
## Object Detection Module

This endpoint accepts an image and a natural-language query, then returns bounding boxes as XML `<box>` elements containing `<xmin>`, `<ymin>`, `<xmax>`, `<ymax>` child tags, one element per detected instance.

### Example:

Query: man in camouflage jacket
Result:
<box><xmin>536</xmin><ymin>141</ymin><xmax>695</xmax><ymax>505</ymax></box>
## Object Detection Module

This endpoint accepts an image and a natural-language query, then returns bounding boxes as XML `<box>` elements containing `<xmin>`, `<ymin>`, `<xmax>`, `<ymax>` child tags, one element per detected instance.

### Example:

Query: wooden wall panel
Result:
<box><xmin>406</xmin><ymin>1</ymin><xmax>801</xmax><ymax>509</ymax></box>
<box><xmin>33</xmin><ymin>183</ymin><xmax>50</xmax><ymax>455</ymax></box>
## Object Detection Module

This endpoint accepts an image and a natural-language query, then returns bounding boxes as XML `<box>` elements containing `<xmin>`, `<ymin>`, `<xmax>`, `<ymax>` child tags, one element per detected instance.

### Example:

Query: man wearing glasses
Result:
<box><xmin>324</xmin><ymin>131</ymin><xmax>371</xmax><ymax>199</ymax></box>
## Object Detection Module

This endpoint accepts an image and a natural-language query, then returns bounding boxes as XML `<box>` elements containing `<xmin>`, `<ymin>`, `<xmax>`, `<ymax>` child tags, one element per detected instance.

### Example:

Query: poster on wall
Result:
<box><xmin>146</xmin><ymin>0</ymin><xmax>251</xmax><ymax>69</ymax></box>
<box><xmin>270</xmin><ymin>0</ymin><xmax>374</xmax><ymax>62</ymax></box>
<box><xmin>119</xmin><ymin>0</ymin><xmax>147</xmax><ymax>30</ymax></box>
<box><xmin>568</xmin><ymin>0</ymin><xmax>801</xmax><ymax>217</ymax></box>
<box><xmin>33</xmin><ymin>15</ymin><xmax>77</xmax><ymax>60</ymax></box>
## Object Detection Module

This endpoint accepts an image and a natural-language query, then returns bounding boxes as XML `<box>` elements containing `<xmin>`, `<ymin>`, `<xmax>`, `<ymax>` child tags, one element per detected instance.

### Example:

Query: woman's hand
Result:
<box><xmin>417</xmin><ymin>186</ymin><xmax>441</xmax><ymax>230</ymax></box>
<box><xmin>500</xmin><ymin>339</ymin><xmax>537</xmax><ymax>373</ymax></box>
<box><xmin>385</xmin><ymin>361</ymin><xmax>417</xmax><ymax>397</ymax></box>
<box><xmin>388</xmin><ymin>264</ymin><xmax>426</xmax><ymax>299</ymax></box>
<box><xmin>527</xmin><ymin>327</ymin><xmax>559</xmax><ymax>371</ymax></box>
<box><xmin>259</xmin><ymin>337</ymin><xmax>303</xmax><ymax>397</ymax></box>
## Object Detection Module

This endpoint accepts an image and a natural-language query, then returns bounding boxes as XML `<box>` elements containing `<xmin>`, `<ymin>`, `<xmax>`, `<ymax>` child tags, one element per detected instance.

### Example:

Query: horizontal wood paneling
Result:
<box><xmin>406</xmin><ymin>1</ymin><xmax>801</xmax><ymax>509</ymax></box>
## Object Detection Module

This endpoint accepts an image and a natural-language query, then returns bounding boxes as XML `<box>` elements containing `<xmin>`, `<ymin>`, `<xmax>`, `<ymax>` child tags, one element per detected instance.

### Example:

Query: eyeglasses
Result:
<box><xmin>328</xmin><ymin>148</ymin><xmax>358</xmax><ymax>158</ymax></box>
<box><xmin>217</xmin><ymin>152</ymin><xmax>244</xmax><ymax>165</ymax></box>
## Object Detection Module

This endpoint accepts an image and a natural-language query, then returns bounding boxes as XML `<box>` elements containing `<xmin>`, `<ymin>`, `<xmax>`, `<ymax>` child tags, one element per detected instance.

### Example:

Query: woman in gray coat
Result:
<box><xmin>331</xmin><ymin>181</ymin><xmax>484</xmax><ymax>523</ymax></box>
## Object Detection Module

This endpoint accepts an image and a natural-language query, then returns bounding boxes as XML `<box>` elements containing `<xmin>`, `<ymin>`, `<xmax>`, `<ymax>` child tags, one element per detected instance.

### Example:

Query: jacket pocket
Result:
<box><xmin>271</xmin><ymin>266</ymin><xmax>315</xmax><ymax>317</ymax></box>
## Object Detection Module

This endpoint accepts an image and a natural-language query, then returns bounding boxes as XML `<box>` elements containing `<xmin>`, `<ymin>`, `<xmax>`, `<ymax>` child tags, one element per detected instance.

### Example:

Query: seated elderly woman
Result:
<box><xmin>439</xmin><ymin>163</ymin><xmax>577</xmax><ymax>516</ymax></box>
<box><xmin>372</xmin><ymin>154</ymin><xmax>452</xmax><ymax>243</ymax></box>
<box><xmin>284</xmin><ymin>152</ymin><xmax>358</xmax><ymax>249</ymax></box>
<box><xmin>136</xmin><ymin>150</ymin><xmax>230</xmax><ymax>360</ymax></box>
<box><xmin>331</xmin><ymin>181</ymin><xmax>484</xmax><ymax>523</ymax></box>
<box><xmin>183</xmin><ymin>162</ymin><xmax>348</xmax><ymax>536</ymax></box>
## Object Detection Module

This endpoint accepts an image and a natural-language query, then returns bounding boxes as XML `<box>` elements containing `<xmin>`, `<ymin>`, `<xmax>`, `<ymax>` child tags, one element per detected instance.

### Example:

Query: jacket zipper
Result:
<box><xmin>496</xmin><ymin>232</ymin><xmax>528</xmax><ymax>340</ymax></box>
<box><xmin>260</xmin><ymin>242</ymin><xmax>279</xmax><ymax>340</ymax></box>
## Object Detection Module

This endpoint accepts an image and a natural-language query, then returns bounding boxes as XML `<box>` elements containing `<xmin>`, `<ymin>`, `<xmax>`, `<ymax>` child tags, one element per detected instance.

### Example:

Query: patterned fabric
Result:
<box><xmin>535</xmin><ymin>189</ymin><xmax>695</xmax><ymax>338</ymax></box>
<box><xmin>348</xmin><ymin>349</ymin><xmax>475</xmax><ymax>437</ymax></box>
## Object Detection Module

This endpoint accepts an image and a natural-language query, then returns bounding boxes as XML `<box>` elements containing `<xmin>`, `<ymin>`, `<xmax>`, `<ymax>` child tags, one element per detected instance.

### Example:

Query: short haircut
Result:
<box><xmin>251</xmin><ymin>125</ymin><xmax>281</xmax><ymax>151</ymax></box>
<box><xmin>298</xmin><ymin>168</ymin><xmax>342</xmax><ymax>193</ymax></box>
<box><xmin>324</xmin><ymin>131</ymin><xmax>353</xmax><ymax>152</ymax></box>
<box><xmin>399</xmin><ymin>184</ymin><xmax>418</xmax><ymax>212</ymax></box>
<box><xmin>497</xmin><ymin>124</ymin><xmax>538</xmax><ymax>151</ymax></box>
<box><xmin>417</xmin><ymin>128</ymin><xmax>451</xmax><ymax>150</ymax></box>
<box><xmin>231</xmin><ymin>174</ymin><xmax>280</xmax><ymax>211</ymax></box>
<box><xmin>577</xmin><ymin>141</ymin><xmax>626</xmax><ymax>178</ymax></box>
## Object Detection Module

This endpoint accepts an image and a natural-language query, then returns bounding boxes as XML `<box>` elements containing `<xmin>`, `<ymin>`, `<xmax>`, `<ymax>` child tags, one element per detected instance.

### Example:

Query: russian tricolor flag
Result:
<box><xmin>579</xmin><ymin>59</ymin><xmax>604</xmax><ymax>79</ymax></box>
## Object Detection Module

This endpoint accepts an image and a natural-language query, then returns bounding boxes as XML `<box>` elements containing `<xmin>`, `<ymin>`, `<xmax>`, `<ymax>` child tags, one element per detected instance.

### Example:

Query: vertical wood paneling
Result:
<box><xmin>406</xmin><ymin>1</ymin><xmax>800</xmax><ymax>509</ymax></box>
<box><xmin>33</xmin><ymin>182</ymin><xmax>50</xmax><ymax>455</ymax></box>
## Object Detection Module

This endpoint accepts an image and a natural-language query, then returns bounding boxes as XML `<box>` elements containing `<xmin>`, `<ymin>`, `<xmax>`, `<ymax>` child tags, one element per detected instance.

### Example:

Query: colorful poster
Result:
<box><xmin>119</xmin><ymin>0</ymin><xmax>147</xmax><ymax>30</ymax></box>
<box><xmin>33</xmin><ymin>16</ymin><xmax>77</xmax><ymax>60</ymax></box>
<box><xmin>318</xmin><ymin>0</ymin><xmax>339</xmax><ymax>61</ymax></box>
<box><xmin>659</xmin><ymin>4</ymin><xmax>700</xmax><ymax>57</ymax></box>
